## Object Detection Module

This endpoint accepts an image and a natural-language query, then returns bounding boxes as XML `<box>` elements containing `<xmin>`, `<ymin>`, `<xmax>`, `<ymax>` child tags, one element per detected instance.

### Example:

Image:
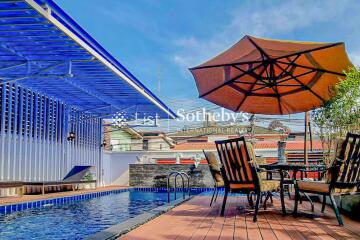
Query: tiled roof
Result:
<box><xmin>254</xmin><ymin>140</ymin><xmax>323</xmax><ymax>151</ymax></box>
<box><xmin>173</xmin><ymin>142</ymin><xmax>215</xmax><ymax>150</ymax></box>
<box><xmin>172</xmin><ymin>140</ymin><xmax>324</xmax><ymax>151</ymax></box>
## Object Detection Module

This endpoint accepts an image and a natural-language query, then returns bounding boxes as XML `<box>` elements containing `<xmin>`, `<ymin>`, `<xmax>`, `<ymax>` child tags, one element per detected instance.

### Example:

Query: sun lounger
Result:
<box><xmin>24</xmin><ymin>166</ymin><xmax>96</xmax><ymax>195</ymax></box>
<box><xmin>0</xmin><ymin>181</ymin><xmax>24</xmax><ymax>196</ymax></box>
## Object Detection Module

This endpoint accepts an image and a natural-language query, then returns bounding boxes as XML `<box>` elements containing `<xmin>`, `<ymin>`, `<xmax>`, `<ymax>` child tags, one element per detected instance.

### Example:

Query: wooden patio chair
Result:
<box><xmin>203</xmin><ymin>150</ymin><xmax>224</xmax><ymax>206</ymax></box>
<box><xmin>215</xmin><ymin>137</ymin><xmax>280</xmax><ymax>222</ymax></box>
<box><xmin>294</xmin><ymin>132</ymin><xmax>360</xmax><ymax>226</ymax></box>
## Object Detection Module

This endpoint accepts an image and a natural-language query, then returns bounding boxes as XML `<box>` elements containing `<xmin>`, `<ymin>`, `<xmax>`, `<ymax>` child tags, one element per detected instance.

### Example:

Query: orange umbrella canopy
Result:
<box><xmin>190</xmin><ymin>35</ymin><xmax>353</xmax><ymax>115</ymax></box>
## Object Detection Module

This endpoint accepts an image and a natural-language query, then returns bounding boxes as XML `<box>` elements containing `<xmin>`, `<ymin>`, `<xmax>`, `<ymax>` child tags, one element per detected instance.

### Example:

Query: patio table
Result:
<box><xmin>259</xmin><ymin>163</ymin><xmax>306</xmax><ymax>214</ymax></box>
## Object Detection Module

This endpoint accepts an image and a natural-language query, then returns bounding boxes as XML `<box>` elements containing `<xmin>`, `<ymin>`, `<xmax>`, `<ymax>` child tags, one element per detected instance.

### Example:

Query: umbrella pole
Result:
<box><xmin>309</xmin><ymin>117</ymin><xmax>313</xmax><ymax>151</ymax></box>
<box><xmin>304</xmin><ymin>112</ymin><xmax>309</xmax><ymax>177</ymax></box>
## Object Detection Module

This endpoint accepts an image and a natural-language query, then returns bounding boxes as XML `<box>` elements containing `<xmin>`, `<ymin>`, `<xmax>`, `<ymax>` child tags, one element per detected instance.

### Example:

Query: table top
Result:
<box><xmin>259</xmin><ymin>162</ymin><xmax>326</xmax><ymax>171</ymax></box>
<box><xmin>259</xmin><ymin>163</ymin><xmax>306</xmax><ymax>171</ymax></box>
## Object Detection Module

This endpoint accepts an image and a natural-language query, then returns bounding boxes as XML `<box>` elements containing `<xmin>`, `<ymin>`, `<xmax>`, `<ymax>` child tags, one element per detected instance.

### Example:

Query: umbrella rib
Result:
<box><xmin>268</xmin><ymin>62</ymin><xmax>283</xmax><ymax>114</ymax></box>
<box><xmin>276</xmin><ymin>69</ymin><xmax>316</xmax><ymax>85</ymax></box>
<box><xmin>191</xmin><ymin>42</ymin><xmax>344</xmax><ymax>71</ymax></box>
<box><xmin>276</xmin><ymin>60</ymin><xmax>346</xmax><ymax>76</ymax></box>
<box><xmin>193</xmin><ymin>42</ymin><xmax>344</xmax><ymax>70</ymax></box>
<box><xmin>278</xmin><ymin>54</ymin><xmax>301</xmax><ymax>78</ymax></box>
<box><xmin>252</xmin><ymin>84</ymin><xmax>302</xmax><ymax>91</ymax></box>
<box><xmin>233</xmin><ymin>62</ymin><xmax>270</xmax><ymax>112</ymax></box>
<box><xmin>277</xmin><ymin>72</ymin><xmax>324</xmax><ymax>97</ymax></box>
<box><xmin>233</xmin><ymin>81</ymin><xmax>264</xmax><ymax>85</ymax></box>
<box><xmin>273</xmin><ymin>61</ymin><xmax>326</xmax><ymax>102</ymax></box>
<box><xmin>235</xmin><ymin>68</ymin><xmax>314</xmax><ymax>85</ymax></box>
<box><xmin>247</xmin><ymin>36</ymin><xmax>284</xmax><ymax>115</ymax></box>
<box><xmin>199</xmin><ymin>63</ymin><xmax>264</xmax><ymax>98</ymax></box>
<box><xmin>233</xmin><ymin>65</ymin><xmax>269</xmax><ymax>86</ymax></box>
<box><xmin>228</xmin><ymin>82</ymin><xmax>248</xmax><ymax>94</ymax></box>
<box><xmin>247</xmin><ymin>36</ymin><xmax>272</xmax><ymax>60</ymax></box>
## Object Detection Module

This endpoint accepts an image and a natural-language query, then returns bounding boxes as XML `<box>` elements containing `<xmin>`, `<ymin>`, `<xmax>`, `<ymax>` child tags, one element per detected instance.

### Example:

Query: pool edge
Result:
<box><xmin>85</xmin><ymin>195</ymin><xmax>194</xmax><ymax>240</ymax></box>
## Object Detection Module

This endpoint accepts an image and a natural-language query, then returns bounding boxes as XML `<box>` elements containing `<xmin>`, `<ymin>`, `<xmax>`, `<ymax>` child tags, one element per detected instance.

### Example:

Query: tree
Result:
<box><xmin>268</xmin><ymin>120</ymin><xmax>291</xmax><ymax>140</ymax></box>
<box><xmin>312</xmin><ymin>67</ymin><xmax>360</xmax><ymax>164</ymax></box>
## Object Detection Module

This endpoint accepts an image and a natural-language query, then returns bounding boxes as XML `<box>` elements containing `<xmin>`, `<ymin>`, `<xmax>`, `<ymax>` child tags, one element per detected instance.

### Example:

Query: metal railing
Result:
<box><xmin>166</xmin><ymin>171</ymin><xmax>190</xmax><ymax>202</ymax></box>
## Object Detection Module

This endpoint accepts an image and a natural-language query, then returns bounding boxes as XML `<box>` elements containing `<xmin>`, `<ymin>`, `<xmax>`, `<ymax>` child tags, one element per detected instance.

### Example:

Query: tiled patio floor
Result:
<box><xmin>120</xmin><ymin>194</ymin><xmax>360</xmax><ymax>240</ymax></box>
<box><xmin>0</xmin><ymin>185</ymin><xmax>127</xmax><ymax>205</ymax></box>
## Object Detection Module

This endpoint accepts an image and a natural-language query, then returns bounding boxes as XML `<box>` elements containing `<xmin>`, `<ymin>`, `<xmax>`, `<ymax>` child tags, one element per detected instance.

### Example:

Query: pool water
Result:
<box><xmin>0</xmin><ymin>190</ymin><xmax>189</xmax><ymax>240</ymax></box>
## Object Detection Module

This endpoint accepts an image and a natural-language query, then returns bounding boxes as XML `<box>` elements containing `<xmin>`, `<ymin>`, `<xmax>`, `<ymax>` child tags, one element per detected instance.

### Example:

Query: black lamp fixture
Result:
<box><xmin>67</xmin><ymin>131</ymin><xmax>76</xmax><ymax>141</ymax></box>
<box><xmin>100</xmin><ymin>139</ymin><xmax>107</xmax><ymax>148</ymax></box>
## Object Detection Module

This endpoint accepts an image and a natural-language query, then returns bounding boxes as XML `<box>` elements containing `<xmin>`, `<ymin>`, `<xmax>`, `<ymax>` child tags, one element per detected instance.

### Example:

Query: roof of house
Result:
<box><xmin>255</xmin><ymin>140</ymin><xmax>323</xmax><ymax>151</ymax></box>
<box><xmin>172</xmin><ymin>140</ymin><xmax>324</xmax><ymax>151</ymax></box>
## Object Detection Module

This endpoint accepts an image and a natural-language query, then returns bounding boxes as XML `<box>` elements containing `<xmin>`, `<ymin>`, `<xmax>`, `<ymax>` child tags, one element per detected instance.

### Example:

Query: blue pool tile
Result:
<box><xmin>0</xmin><ymin>206</ymin><xmax>5</xmax><ymax>214</ymax></box>
<box><xmin>5</xmin><ymin>205</ymin><xmax>11</xmax><ymax>213</ymax></box>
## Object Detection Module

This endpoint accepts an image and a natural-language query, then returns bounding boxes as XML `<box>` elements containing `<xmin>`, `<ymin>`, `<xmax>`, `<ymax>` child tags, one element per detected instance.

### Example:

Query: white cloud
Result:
<box><xmin>173</xmin><ymin>0</ymin><xmax>354</xmax><ymax>69</ymax></box>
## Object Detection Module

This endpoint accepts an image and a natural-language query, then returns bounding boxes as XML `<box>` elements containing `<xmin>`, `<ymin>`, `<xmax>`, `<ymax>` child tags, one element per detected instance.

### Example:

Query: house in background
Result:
<box><xmin>103</xmin><ymin>123</ymin><xmax>324</xmax><ymax>185</ymax></box>
<box><xmin>103</xmin><ymin>124</ymin><xmax>175</xmax><ymax>152</ymax></box>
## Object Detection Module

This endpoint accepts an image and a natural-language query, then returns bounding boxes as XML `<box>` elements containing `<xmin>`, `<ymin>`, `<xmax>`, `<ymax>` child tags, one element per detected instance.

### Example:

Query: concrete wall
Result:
<box><xmin>102</xmin><ymin>149</ymin><xmax>274</xmax><ymax>187</ymax></box>
<box><xmin>129</xmin><ymin>164</ymin><xmax>214</xmax><ymax>188</ymax></box>
<box><xmin>103</xmin><ymin>151</ymin><xmax>145</xmax><ymax>186</ymax></box>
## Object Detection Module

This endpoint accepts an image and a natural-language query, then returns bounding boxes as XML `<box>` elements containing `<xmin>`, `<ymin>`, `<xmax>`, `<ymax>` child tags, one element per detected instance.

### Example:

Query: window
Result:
<box><xmin>143</xmin><ymin>139</ymin><xmax>149</xmax><ymax>150</ymax></box>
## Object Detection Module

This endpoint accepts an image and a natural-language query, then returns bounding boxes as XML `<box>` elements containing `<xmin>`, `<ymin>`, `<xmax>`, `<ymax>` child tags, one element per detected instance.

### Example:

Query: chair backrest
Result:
<box><xmin>331</xmin><ymin>133</ymin><xmax>360</xmax><ymax>188</ymax></box>
<box><xmin>215</xmin><ymin>137</ymin><xmax>259</xmax><ymax>188</ymax></box>
<box><xmin>203</xmin><ymin>151</ymin><xmax>223</xmax><ymax>184</ymax></box>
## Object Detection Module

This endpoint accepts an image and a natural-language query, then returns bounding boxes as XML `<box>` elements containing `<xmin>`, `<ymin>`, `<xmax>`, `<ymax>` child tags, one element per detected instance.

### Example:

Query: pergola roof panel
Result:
<box><xmin>0</xmin><ymin>0</ymin><xmax>176</xmax><ymax>118</ymax></box>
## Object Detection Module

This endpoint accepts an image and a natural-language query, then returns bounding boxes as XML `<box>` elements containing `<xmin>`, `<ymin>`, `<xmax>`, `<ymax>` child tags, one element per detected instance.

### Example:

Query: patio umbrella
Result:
<box><xmin>190</xmin><ymin>35</ymin><xmax>353</xmax><ymax>163</ymax></box>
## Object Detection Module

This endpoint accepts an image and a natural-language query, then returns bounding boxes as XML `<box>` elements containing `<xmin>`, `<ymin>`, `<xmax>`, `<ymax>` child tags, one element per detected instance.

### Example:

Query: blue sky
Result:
<box><xmin>55</xmin><ymin>0</ymin><xmax>360</xmax><ymax>130</ymax></box>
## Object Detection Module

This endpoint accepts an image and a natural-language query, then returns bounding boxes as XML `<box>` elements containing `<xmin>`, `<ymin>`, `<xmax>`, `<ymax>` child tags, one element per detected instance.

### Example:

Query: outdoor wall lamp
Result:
<box><xmin>67</xmin><ymin>131</ymin><xmax>76</xmax><ymax>141</ymax></box>
<box><xmin>100</xmin><ymin>139</ymin><xmax>107</xmax><ymax>148</ymax></box>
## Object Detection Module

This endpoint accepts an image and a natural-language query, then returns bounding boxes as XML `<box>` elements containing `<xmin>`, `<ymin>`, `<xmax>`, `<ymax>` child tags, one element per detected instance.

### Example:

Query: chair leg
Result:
<box><xmin>321</xmin><ymin>195</ymin><xmax>326</xmax><ymax>213</ymax></box>
<box><xmin>247</xmin><ymin>192</ymin><xmax>254</xmax><ymax>208</ymax></box>
<box><xmin>263</xmin><ymin>192</ymin><xmax>271</xmax><ymax>210</ymax></box>
<box><xmin>303</xmin><ymin>192</ymin><xmax>314</xmax><ymax>212</ymax></box>
<box><xmin>329</xmin><ymin>194</ymin><xmax>344</xmax><ymax>226</ymax></box>
<box><xmin>214</xmin><ymin>187</ymin><xmax>219</xmax><ymax>203</ymax></box>
<box><xmin>210</xmin><ymin>187</ymin><xmax>216</xmax><ymax>206</ymax></box>
<box><xmin>269</xmin><ymin>193</ymin><xmax>273</xmax><ymax>203</ymax></box>
<box><xmin>293</xmin><ymin>187</ymin><xmax>299</xmax><ymax>216</ymax></box>
<box><xmin>253</xmin><ymin>192</ymin><xmax>261</xmax><ymax>222</ymax></box>
<box><xmin>220</xmin><ymin>188</ymin><xmax>229</xmax><ymax>216</ymax></box>
<box><xmin>287</xmin><ymin>185</ymin><xmax>291</xmax><ymax>199</ymax></box>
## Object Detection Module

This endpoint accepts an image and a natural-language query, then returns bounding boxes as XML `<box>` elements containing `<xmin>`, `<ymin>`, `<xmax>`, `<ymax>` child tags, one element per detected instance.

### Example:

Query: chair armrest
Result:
<box><xmin>335</xmin><ymin>157</ymin><xmax>347</xmax><ymax>164</ymax></box>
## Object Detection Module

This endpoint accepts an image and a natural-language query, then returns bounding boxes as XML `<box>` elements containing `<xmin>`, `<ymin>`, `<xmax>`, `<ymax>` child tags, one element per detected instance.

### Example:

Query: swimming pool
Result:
<box><xmin>0</xmin><ymin>188</ymin><xmax>204</xmax><ymax>240</ymax></box>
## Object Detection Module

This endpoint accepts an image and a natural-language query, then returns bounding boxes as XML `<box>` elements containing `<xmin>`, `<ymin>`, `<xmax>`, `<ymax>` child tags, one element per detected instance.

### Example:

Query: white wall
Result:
<box><xmin>103</xmin><ymin>149</ymin><xmax>216</xmax><ymax>186</ymax></box>
<box><xmin>103</xmin><ymin>151</ymin><xmax>145</xmax><ymax>186</ymax></box>
<box><xmin>102</xmin><ymin>148</ymin><xmax>277</xmax><ymax>186</ymax></box>
<box><xmin>0</xmin><ymin>83</ymin><xmax>103</xmax><ymax>184</ymax></box>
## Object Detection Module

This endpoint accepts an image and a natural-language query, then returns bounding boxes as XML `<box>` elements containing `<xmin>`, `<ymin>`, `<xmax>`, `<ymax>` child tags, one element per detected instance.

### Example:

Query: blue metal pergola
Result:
<box><xmin>0</xmin><ymin>0</ymin><xmax>176</xmax><ymax>119</ymax></box>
